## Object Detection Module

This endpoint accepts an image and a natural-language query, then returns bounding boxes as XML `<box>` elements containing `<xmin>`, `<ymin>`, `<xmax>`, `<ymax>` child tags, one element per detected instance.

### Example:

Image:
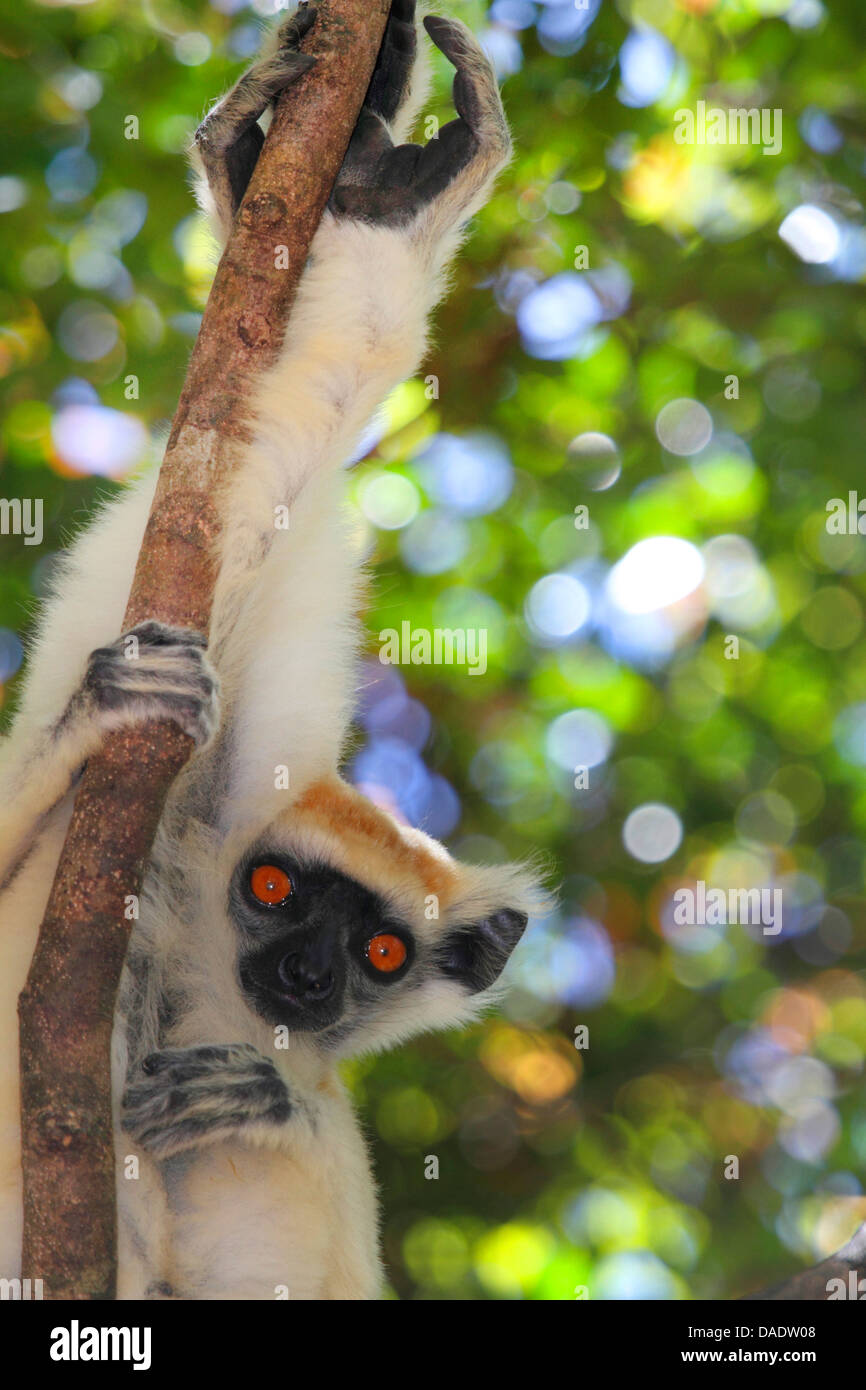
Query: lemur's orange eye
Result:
<box><xmin>250</xmin><ymin>864</ymin><xmax>293</xmax><ymax>906</ymax></box>
<box><xmin>365</xmin><ymin>933</ymin><xmax>407</xmax><ymax>973</ymax></box>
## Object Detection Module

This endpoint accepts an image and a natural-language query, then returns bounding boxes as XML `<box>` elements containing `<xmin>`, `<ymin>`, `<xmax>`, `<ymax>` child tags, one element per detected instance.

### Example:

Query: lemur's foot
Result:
<box><xmin>331</xmin><ymin>15</ymin><xmax>511</xmax><ymax>230</ymax></box>
<box><xmin>122</xmin><ymin>1043</ymin><xmax>292</xmax><ymax>1158</ymax></box>
<box><xmin>194</xmin><ymin>4</ymin><xmax>319</xmax><ymax>216</ymax></box>
<box><xmin>82</xmin><ymin>619</ymin><xmax>219</xmax><ymax>747</ymax></box>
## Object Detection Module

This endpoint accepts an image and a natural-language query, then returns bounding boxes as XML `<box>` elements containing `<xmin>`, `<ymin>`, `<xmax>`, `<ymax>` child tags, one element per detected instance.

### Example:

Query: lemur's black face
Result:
<box><xmin>231</xmin><ymin>852</ymin><xmax>416</xmax><ymax>1033</ymax></box>
<box><xmin>229</xmin><ymin>845</ymin><xmax>528</xmax><ymax>1043</ymax></box>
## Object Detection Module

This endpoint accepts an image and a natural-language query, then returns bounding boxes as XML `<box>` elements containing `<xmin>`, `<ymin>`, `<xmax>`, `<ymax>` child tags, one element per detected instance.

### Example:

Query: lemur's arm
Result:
<box><xmin>194</xmin><ymin>5</ymin><xmax>510</xmax><ymax>585</ymax></box>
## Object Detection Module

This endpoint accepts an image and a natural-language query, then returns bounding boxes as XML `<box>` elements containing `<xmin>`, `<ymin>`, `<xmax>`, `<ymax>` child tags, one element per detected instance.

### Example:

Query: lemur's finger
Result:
<box><xmin>140</xmin><ymin>1044</ymin><xmax>272</xmax><ymax>1079</ymax></box>
<box><xmin>422</xmin><ymin>15</ymin><xmax>508</xmax><ymax>152</ymax></box>
<box><xmin>410</xmin><ymin>118</ymin><xmax>476</xmax><ymax>205</ymax></box>
<box><xmin>277</xmin><ymin>3</ymin><xmax>318</xmax><ymax>51</ymax></box>
<box><xmin>365</xmin><ymin>0</ymin><xmax>417</xmax><ymax>125</ymax></box>
<box><xmin>331</xmin><ymin>108</ymin><xmax>394</xmax><ymax>213</ymax></box>
<box><xmin>195</xmin><ymin>50</ymin><xmax>317</xmax><ymax>157</ymax></box>
<box><xmin>126</xmin><ymin>621</ymin><xmax>208</xmax><ymax>651</ymax></box>
<box><xmin>344</xmin><ymin>108</ymin><xmax>394</xmax><ymax>168</ymax></box>
<box><xmin>400</xmin><ymin>14</ymin><xmax>509</xmax><ymax>213</ymax></box>
<box><xmin>263</xmin><ymin>51</ymin><xmax>318</xmax><ymax>96</ymax></box>
<box><xmin>423</xmin><ymin>17</ymin><xmax>483</xmax><ymax>132</ymax></box>
<box><xmin>381</xmin><ymin>141</ymin><xmax>424</xmax><ymax>186</ymax></box>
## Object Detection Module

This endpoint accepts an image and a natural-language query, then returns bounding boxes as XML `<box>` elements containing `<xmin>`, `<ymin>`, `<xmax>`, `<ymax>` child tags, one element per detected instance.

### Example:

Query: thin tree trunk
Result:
<box><xmin>18</xmin><ymin>0</ymin><xmax>390</xmax><ymax>1301</ymax></box>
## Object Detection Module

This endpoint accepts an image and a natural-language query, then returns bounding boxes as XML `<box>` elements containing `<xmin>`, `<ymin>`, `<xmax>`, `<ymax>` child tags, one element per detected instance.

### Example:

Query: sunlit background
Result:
<box><xmin>2</xmin><ymin>0</ymin><xmax>866</xmax><ymax>1299</ymax></box>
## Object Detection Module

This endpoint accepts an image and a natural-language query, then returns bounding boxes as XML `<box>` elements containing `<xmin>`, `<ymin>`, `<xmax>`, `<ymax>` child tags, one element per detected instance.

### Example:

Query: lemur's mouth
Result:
<box><xmin>265</xmin><ymin>985</ymin><xmax>343</xmax><ymax>1031</ymax></box>
<box><xmin>275</xmin><ymin>981</ymin><xmax>335</xmax><ymax>1006</ymax></box>
<box><xmin>240</xmin><ymin>957</ymin><xmax>344</xmax><ymax>1032</ymax></box>
<box><xmin>268</xmin><ymin>991</ymin><xmax>342</xmax><ymax>1031</ymax></box>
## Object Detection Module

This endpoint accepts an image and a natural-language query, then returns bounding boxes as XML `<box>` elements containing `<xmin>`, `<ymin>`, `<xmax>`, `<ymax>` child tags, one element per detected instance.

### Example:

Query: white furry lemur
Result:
<box><xmin>0</xmin><ymin>2</ymin><xmax>539</xmax><ymax>1298</ymax></box>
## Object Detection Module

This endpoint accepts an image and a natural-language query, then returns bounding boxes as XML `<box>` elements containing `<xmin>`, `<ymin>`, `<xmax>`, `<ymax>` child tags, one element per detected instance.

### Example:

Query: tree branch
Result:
<box><xmin>18</xmin><ymin>0</ymin><xmax>390</xmax><ymax>1301</ymax></box>
<box><xmin>743</xmin><ymin>1221</ymin><xmax>866</xmax><ymax>1300</ymax></box>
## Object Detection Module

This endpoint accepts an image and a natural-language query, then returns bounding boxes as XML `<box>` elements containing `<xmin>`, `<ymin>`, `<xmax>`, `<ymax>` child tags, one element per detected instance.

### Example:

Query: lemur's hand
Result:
<box><xmin>330</xmin><ymin>14</ymin><xmax>511</xmax><ymax>232</ymax></box>
<box><xmin>193</xmin><ymin>3</ymin><xmax>509</xmax><ymax>240</ymax></box>
<box><xmin>193</xmin><ymin>4</ymin><xmax>319</xmax><ymax>226</ymax></box>
<box><xmin>121</xmin><ymin>1043</ymin><xmax>293</xmax><ymax>1159</ymax></box>
<box><xmin>81</xmin><ymin>620</ymin><xmax>219</xmax><ymax>747</ymax></box>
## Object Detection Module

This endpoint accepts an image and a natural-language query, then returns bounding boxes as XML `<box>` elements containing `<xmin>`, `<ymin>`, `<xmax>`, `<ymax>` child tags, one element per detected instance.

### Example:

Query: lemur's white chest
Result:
<box><xmin>117</xmin><ymin>1081</ymin><xmax>382</xmax><ymax>1301</ymax></box>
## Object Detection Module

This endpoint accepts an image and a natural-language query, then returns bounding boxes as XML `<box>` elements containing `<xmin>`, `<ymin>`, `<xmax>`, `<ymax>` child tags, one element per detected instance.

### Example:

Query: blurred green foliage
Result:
<box><xmin>2</xmin><ymin>0</ymin><xmax>866</xmax><ymax>1299</ymax></box>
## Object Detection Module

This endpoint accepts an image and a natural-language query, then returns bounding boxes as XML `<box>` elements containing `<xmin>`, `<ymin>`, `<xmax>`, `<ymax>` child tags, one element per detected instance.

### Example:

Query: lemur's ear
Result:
<box><xmin>435</xmin><ymin>909</ymin><xmax>528</xmax><ymax>994</ymax></box>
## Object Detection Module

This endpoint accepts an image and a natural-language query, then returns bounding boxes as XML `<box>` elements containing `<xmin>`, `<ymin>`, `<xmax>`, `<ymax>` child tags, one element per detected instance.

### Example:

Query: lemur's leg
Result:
<box><xmin>121</xmin><ymin>1043</ymin><xmax>293</xmax><ymax>1159</ymax></box>
<box><xmin>192</xmin><ymin>4</ymin><xmax>318</xmax><ymax>240</ymax></box>
<box><xmin>0</xmin><ymin>621</ymin><xmax>218</xmax><ymax>890</ymax></box>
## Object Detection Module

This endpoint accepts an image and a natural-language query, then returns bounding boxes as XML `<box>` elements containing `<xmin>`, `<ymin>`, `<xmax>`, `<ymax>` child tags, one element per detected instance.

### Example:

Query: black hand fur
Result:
<box><xmin>122</xmin><ymin>1043</ymin><xmax>292</xmax><ymax>1158</ymax></box>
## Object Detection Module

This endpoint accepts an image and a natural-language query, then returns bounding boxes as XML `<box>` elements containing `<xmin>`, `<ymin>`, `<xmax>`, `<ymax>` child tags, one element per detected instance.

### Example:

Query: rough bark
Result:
<box><xmin>19</xmin><ymin>0</ymin><xmax>390</xmax><ymax>1301</ymax></box>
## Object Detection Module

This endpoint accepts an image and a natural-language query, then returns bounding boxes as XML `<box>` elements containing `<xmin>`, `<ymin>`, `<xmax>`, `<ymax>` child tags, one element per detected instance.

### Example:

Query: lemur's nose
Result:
<box><xmin>278</xmin><ymin>951</ymin><xmax>334</xmax><ymax>1002</ymax></box>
